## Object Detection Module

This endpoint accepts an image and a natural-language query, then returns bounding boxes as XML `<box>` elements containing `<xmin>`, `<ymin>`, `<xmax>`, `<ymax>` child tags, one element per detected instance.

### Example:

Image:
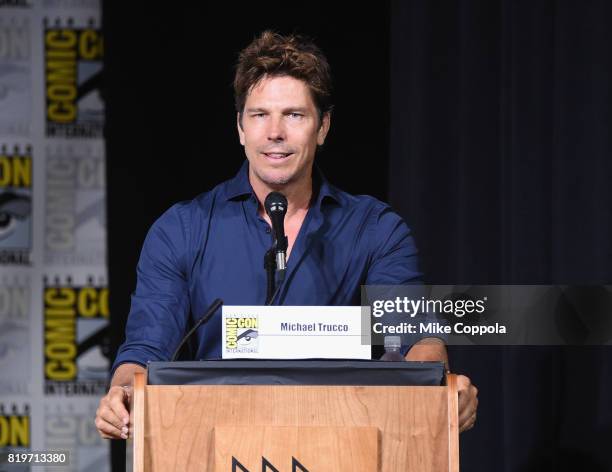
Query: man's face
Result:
<box><xmin>237</xmin><ymin>75</ymin><xmax>330</xmax><ymax>189</ymax></box>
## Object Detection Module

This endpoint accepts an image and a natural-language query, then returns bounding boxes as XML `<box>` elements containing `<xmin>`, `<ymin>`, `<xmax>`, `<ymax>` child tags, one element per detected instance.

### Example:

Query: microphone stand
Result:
<box><xmin>264</xmin><ymin>248</ymin><xmax>276</xmax><ymax>305</ymax></box>
<box><xmin>263</xmin><ymin>191</ymin><xmax>288</xmax><ymax>305</ymax></box>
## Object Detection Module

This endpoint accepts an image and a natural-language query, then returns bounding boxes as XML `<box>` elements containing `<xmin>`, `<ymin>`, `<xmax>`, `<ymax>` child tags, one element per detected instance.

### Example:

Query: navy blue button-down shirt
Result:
<box><xmin>112</xmin><ymin>162</ymin><xmax>421</xmax><ymax>371</ymax></box>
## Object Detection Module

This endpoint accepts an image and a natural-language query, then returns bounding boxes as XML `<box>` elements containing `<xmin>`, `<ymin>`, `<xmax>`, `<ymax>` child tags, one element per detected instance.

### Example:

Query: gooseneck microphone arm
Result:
<box><xmin>171</xmin><ymin>298</ymin><xmax>223</xmax><ymax>361</ymax></box>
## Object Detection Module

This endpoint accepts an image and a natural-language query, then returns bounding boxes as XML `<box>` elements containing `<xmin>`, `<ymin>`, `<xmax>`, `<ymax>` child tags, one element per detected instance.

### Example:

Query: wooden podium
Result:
<box><xmin>127</xmin><ymin>361</ymin><xmax>459</xmax><ymax>471</ymax></box>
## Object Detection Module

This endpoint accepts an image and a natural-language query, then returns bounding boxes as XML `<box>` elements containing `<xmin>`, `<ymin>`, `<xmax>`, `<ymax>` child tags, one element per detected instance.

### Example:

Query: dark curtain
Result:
<box><xmin>389</xmin><ymin>1</ymin><xmax>612</xmax><ymax>470</ymax></box>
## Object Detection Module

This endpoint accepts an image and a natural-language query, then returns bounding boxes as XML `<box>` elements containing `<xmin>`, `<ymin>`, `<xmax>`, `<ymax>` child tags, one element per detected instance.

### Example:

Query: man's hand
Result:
<box><xmin>95</xmin><ymin>363</ymin><xmax>145</xmax><ymax>440</ymax></box>
<box><xmin>457</xmin><ymin>374</ymin><xmax>478</xmax><ymax>433</ymax></box>
<box><xmin>95</xmin><ymin>385</ymin><xmax>131</xmax><ymax>439</ymax></box>
<box><xmin>405</xmin><ymin>339</ymin><xmax>479</xmax><ymax>433</ymax></box>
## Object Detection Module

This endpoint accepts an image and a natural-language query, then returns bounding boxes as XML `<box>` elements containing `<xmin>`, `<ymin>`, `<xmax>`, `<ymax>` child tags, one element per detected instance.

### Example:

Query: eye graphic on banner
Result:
<box><xmin>43</xmin><ymin>275</ymin><xmax>110</xmax><ymax>396</ymax></box>
<box><xmin>44</xmin><ymin>17</ymin><xmax>104</xmax><ymax>139</ymax></box>
<box><xmin>0</xmin><ymin>144</ymin><xmax>32</xmax><ymax>266</ymax></box>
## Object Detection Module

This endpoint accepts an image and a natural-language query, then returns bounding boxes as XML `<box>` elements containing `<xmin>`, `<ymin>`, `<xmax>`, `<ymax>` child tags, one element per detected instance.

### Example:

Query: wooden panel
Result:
<box><xmin>142</xmin><ymin>385</ymin><xmax>452</xmax><ymax>471</ymax></box>
<box><xmin>446</xmin><ymin>374</ymin><xmax>460</xmax><ymax>472</ymax></box>
<box><xmin>213</xmin><ymin>425</ymin><xmax>379</xmax><ymax>471</ymax></box>
<box><xmin>131</xmin><ymin>372</ymin><xmax>145</xmax><ymax>472</ymax></box>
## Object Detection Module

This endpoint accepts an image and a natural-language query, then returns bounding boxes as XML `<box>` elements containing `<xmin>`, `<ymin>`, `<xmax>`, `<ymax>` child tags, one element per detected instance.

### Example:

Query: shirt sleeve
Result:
<box><xmin>365</xmin><ymin>206</ymin><xmax>447</xmax><ymax>353</ymax></box>
<box><xmin>365</xmin><ymin>205</ymin><xmax>421</xmax><ymax>285</ymax></box>
<box><xmin>111</xmin><ymin>204</ymin><xmax>191</xmax><ymax>374</ymax></box>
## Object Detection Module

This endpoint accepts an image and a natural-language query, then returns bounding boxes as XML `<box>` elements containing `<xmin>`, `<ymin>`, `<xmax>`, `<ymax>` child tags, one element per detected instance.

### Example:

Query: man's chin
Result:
<box><xmin>263</xmin><ymin>175</ymin><xmax>292</xmax><ymax>187</ymax></box>
<box><xmin>257</xmin><ymin>170</ymin><xmax>294</xmax><ymax>187</ymax></box>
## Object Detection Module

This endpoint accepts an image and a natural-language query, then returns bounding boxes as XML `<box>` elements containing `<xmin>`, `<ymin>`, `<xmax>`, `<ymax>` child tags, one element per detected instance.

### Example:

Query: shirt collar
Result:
<box><xmin>223</xmin><ymin>161</ymin><xmax>253</xmax><ymax>201</ymax></box>
<box><xmin>224</xmin><ymin>160</ymin><xmax>342</xmax><ymax>208</ymax></box>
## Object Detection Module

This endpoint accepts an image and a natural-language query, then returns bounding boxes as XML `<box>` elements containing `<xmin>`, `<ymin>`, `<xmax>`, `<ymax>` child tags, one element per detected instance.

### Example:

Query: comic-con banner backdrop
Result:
<box><xmin>44</xmin><ymin>17</ymin><xmax>103</xmax><ymax>138</ymax></box>
<box><xmin>0</xmin><ymin>145</ymin><xmax>32</xmax><ymax>265</ymax></box>
<box><xmin>0</xmin><ymin>1</ymin><xmax>109</xmax><ymax>470</ymax></box>
<box><xmin>44</xmin><ymin>275</ymin><xmax>108</xmax><ymax>397</ymax></box>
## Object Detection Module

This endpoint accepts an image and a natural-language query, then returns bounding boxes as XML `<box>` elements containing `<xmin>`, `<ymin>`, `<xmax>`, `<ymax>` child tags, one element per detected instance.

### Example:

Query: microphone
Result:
<box><xmin>264</xmin><ymin>192</ymin><xmax>288</xmax><ymax>272</ymax></box>
<box><xmin>171</xmin><ymin>298</ymin><xmax>223</xmax><ymax>361</ymax></box>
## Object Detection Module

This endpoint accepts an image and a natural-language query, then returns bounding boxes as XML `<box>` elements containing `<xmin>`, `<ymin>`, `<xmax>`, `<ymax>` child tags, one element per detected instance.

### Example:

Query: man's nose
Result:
<box><xmin>267</xmin><ymin>117</ymin><xmax>286</xmax><ymax>141</ymax></box>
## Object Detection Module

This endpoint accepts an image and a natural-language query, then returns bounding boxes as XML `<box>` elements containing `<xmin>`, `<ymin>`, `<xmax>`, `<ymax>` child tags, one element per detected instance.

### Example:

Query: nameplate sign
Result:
<box><xmin>221</xmin><ymin>306</ymin><xmax>370</xmax><ymax>359</ymax></box>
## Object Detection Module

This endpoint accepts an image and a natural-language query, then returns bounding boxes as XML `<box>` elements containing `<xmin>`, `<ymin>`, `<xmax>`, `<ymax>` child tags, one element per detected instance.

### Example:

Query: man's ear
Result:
<box><xmin>317</xmin><ymin>112</ymin><xmax>331</xmax><ymax>146</ymax></box>
<box><xmin>237</xmin><ymin>112</ymin><xmax>245</xmax><ymax>146</ymax></box>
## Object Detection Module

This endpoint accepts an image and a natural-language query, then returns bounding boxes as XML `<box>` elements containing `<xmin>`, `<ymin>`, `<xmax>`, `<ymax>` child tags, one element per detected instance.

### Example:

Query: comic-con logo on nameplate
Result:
<box><xmin>225</xmin><ymin>316</ymin><xmax>259</xmax><ymax>354</ymax></box>
<box><xmin>45</xmin><ymin>143</ymin><xmax>105</xmax><ymax>265</ymax></box>
<box><xmin>0</xmin><ymin>144</ymin><xmax>32</xmax><ymax>266</ymax></box>
<box><xmin>44</xmin><ymin>17</ymin><xmax>103</xmax><ymax>138</ymax></box>
<box><xmin>43</xmin><ymin>276</ymin><xmax>109</xmax><ymax>396</ymax></box>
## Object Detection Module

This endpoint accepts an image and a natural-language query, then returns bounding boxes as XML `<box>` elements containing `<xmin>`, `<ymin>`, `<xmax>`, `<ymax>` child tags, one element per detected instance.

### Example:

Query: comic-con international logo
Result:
<box><xmin>0</xmin><ymin>276</ymin><xmax>30</xmax><ymax>396</ymax></box>
<box><xmin>0</xmin><ymin>15</ymin><xmax>31</xmax><ymax>136</ymax></box>
<box><xmin>225</xmin><ymin>316</ymin><xmax>259</xmax><ymax>353</ymax></box>
<box><xmin>0</xmin><ymin>144</ymin><xmax>32</xmax><ymax>265</ymax></box>
<box><xmin>44</xmin><ymin>18</ymin><xmax>103</xmax><ymax>138</ymax></box>
<box><xmin>44</xmin><ymin>276</ymin><xmax>109</xmax><ymax>396</ymax></box>
<box><xmin>45</xmin><ymin>143</ymin><xmax>105</xmax><ymax>265</ymax></box>
<box><xmin>0</xmin><ymin>404</ymin><xmax>30</xmax><ymax>454</ymax></box>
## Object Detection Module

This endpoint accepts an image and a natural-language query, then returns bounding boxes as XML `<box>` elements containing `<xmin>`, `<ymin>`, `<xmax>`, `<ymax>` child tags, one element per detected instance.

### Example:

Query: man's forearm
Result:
<box><xmin>404</xmin><ymin>337</ymin><xmax>449</xmax><ymax>370</ymax></box>
<box><xmin>110</xmin><ymin>363</ymin><xmax>146</xmax><ymax>388</ymax></box>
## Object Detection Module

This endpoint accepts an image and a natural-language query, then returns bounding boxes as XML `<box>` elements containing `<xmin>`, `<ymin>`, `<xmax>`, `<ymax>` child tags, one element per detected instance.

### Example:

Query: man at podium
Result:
<box><xmin>95</xmin><ymin>31</ymin><xmax>478</xmax><ymax>440</ymax></box>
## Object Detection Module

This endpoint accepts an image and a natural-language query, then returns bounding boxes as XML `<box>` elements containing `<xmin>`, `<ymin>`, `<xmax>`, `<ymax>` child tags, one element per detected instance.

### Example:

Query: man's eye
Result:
<box><xmin>288</xmin><ymin>113</ymin><xmax>303</xmax><ymax>119</ymax></box>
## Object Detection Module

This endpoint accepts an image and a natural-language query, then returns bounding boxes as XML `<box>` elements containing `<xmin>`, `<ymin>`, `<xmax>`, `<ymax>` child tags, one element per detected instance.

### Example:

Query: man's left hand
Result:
<box><xmin>457</xmin><ymin>374</ymin><xmax>478</xmax><ymax>432</ymax></box>
<box><xmin>404</xmin><ymin>339</ymin><xmax>478</xmax><ymax>432</ymax></box>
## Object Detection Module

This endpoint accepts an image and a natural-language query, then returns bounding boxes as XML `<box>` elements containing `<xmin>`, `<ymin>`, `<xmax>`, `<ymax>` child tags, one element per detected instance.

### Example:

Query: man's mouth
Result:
<box><xmin>262</xmin><ymin>152</ymin><xmax>293</xmax><ymax>160</ymax></box>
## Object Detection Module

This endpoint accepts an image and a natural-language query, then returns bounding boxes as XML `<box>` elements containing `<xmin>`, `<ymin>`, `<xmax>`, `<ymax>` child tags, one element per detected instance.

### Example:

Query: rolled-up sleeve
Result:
<box><xmin>111</xmin><ymin>204</ymin><xmax>191</xmax><ymax>374</ymax></box>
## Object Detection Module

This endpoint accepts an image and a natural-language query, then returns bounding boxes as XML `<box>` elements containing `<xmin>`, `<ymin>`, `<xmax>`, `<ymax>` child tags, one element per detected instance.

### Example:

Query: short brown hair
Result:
<box><xmin>234</xmin><ymin>31</ymin><xmax>333</xmax><ymax>123</ymax></box>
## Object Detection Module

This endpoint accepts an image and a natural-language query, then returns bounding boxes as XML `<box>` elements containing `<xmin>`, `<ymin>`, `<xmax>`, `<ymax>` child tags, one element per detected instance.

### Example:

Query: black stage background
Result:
<box><xmin>103</xmin><ymin>1</ymin><xmax>612</xmax><ymax>470</ymax></box>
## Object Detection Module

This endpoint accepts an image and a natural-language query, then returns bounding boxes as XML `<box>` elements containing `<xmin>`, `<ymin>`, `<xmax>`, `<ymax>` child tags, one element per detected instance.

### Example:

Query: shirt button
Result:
<box><xmin>266</xmin><ymin>228</ymin><xmax>271</xmax><ymax>234</ymax></box>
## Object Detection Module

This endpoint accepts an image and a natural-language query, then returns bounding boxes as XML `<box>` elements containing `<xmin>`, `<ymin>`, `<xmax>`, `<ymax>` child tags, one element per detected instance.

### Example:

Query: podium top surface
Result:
<box><xmin>146</xmin><ymin>359</ymin><xmax>446</xmax><ymax>386</ymax></box>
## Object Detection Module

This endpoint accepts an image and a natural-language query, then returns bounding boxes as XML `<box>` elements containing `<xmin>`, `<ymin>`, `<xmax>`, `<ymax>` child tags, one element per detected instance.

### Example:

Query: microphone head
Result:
<box><xmin>264</xmin><ymin>192</ymin><xmax>288</xmax><ymax>252</ymax></box>
<box><xmin>264</xmin><ymin>191</ymin><xmax>288</xmax><ymax>217</ymax></box>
